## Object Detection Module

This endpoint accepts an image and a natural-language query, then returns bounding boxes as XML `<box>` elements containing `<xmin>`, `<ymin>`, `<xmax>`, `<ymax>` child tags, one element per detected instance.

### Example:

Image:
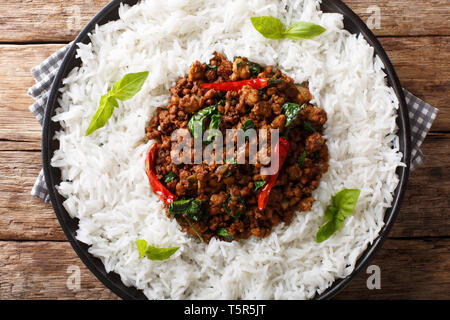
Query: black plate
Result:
<box><xmin>43</xmin><ymin>0</ymin><xmax>411</xmax><ymax>300</ymax></box>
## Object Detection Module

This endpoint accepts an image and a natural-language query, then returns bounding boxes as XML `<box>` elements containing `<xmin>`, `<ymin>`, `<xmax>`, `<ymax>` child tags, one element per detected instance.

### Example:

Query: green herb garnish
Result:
<box><xmin>86</xmin><ymin>71</ymin><xmax>149</xmax><ymax>136</ymax></box>
<box><xmin>284</xmin><ymin>21</ymin><xmax>327</xmax><ymax>40</ymax></box>
<box><xmin>282</xmin><ymin>103</ymin><xmax>306</xmax><ymax>127</ymax></box>
<box><xmin>169</xmin><ymin>199</ymin><xmax>204</xmax><ymax>222</ymax></box>
<box><xmin>223</xmin><ymin>195</ymin><xmax>246</xmax><ymax>219</ymax></box>
<box><xmin>136</xmin><ymin>240</ymin><xmax>179</xmax><ymax>261</ymax></box>
<box><xmin>254</xmin><ymin>180</ymin><xmax>266</xmax><ymax>192</ymax></box>
<box><xmin>163</xmin><ymin>172</ymin><xmax>177</xmax><ymax>184</ymax></box>
<box><xmin>188</xmin><ymin>105</ymin><xmax>218</xmax><ymax>140</ymax></box>
<box><xmin>299</xmin><ymin>151</ymin><xmax>307</xmax><ymax>168</ymax></box>
<box><xmin>136</xmin><ymin>240</ymin><xmax>148</xmax><ymax>259</ymax></box>
<box><xmin>250</xmin><ymin>16</ymin><xmax>286</xmax><ymax>40</ymax></box>
<box><xmin>316</xmin><ymin>189</ymin><xmax>361</xmax><ymax>243</ymax></box>
<box><xmin>251</xmin><ymin>17</ymin><xmax>326</xmax><ymax>40</ymax></box>
<box><xmin>303</xmin><ymin>120</ymin><xmax>316</xmax><ymax>133</ymax></box>
<box><xmin>242</xmin><ymin>119</ymin><xmax>255</xmax><ymax>132</ymax></box>
<box><xmin>217</xmin><ymin>228</ymin><xmax>234</xmax><ymax>241</ymax></box>
<box><xmin>225</xmin><ymin>158</ymin><xmax>238</xmax><ymax>165</ymax></box>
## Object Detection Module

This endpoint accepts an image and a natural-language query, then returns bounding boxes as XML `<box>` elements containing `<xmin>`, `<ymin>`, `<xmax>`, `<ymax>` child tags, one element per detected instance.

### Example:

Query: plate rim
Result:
<box><xmin>42</xmin><ymin>0</ymin><xmax>411</xmax><ymax>300</ymax></box>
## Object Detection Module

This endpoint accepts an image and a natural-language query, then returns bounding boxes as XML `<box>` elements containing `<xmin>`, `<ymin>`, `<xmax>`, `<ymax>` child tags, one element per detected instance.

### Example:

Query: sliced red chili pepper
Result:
<box><xmin>200</xmin><ymin>78</ymin><xmax>281</xmax><ymax>92</ymax></box>
<box><xmin>146</xmin><ymin>143</ymin><xmax>177</xmax><ymax>205</ymax></box>
<box><xmin>258</xmin><ymin>137</ymin><xmax>290</xmax><ymax>212</ymax></box>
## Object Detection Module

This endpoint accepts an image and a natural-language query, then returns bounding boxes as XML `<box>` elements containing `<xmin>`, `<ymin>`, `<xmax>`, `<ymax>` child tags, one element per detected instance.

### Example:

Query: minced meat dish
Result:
<box><xmin>145</xmin><ymin>52</ymin><xmax>329</xmax><ymax>243</ymax></box>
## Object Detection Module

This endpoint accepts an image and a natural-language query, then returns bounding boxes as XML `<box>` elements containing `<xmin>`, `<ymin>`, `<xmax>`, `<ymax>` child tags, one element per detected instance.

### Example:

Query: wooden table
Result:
<box><xmin>0</xmin><ymin>0</ymin><xmax>448</xmax><ymax>300</ymax></box>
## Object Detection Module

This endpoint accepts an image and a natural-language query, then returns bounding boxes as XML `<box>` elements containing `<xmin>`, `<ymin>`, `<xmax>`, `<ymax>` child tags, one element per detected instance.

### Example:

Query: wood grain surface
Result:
<box><xmin>0</xmin><ymin>239</ymin><xmax>448</xmax><ymax>300</ymax></box>
<box><xmin>0</xmin><ymin>0</ymin><xmax>448</xmax><ymax>300</ymax></box>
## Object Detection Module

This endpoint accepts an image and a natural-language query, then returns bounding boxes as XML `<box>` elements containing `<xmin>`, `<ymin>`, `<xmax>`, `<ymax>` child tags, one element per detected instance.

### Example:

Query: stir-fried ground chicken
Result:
<box><xmin>146</xmin><ymin>52</ymin><xmax>329</xmax><ymax>242</ymax></box>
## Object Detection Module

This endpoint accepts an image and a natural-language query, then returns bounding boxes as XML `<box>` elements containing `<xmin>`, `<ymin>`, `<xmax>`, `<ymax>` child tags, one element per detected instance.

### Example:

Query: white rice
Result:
<box><xmin>52</xmin><ymin>0</ymin><xmax>404</xmax><ymax>299</ymax></box>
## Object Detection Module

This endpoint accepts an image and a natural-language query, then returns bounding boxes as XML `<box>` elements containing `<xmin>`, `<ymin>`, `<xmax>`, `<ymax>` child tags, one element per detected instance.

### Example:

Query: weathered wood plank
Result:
<box><xmin>337</xmin><ymin>238</ymin><xmax>450</xmax><ymax>300</ymax></box>
<box><xmin>0</xmin><ymin>1</ymin><xmax>449</xmax><ymax>43</ymax></box>
<box><xmin>0</xmin><ymin>133</ymin><xmax>448</xmax><ymax>241</ymax></box>
<box><xmin>0</xmin><ymin>239</ymin><xmax>447</xmax><ymax>299</ymax></box>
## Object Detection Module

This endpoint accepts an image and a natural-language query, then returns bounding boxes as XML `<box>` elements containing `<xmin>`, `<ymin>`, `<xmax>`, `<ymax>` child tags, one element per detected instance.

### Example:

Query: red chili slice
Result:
<box><xmin>145</xmin><ymin>144</ymin><xmax>177</xmax><ymax>205</ymax></box>
<box><xmin>258</xmin><ymin>137</ymin><xmax>291</xmax><ymax>212</ymax></box>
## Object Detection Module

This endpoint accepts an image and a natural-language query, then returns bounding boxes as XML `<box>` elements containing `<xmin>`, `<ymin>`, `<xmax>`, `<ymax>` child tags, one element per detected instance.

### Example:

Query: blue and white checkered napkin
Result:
<box><xmin>28</xmin><ymin>45</ymin><xmax>439</xmax><ymax>202</ymax></box>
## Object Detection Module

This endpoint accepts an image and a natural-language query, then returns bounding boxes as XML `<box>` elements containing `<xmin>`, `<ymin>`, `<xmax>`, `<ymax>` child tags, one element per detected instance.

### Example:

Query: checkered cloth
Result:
<box><xmin>29</xmin><ymin>45</ymin><xmax>439</xmax><ymax>202</ymax></box>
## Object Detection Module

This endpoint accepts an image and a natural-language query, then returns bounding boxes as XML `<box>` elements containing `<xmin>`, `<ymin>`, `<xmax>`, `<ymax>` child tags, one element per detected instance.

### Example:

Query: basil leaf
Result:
<box><xmin>303</xmin><ymin>120</ymin><xmax>316</xmax><ymax>133</ymax></box>
<box><xmin>283</xmin><ymin>21</ymin><xmax>326</xmax><ymax>40</ymax></box>
<box><xmin>324</xmin><ymin>205</ymin><xmax>338</xmax><ymax>221</ymax></box>
<box><xmin>316</xmin><ymin>189</ymin><xmax>360</xmax><ymax>243</ymax></box>
<box><xmin>251</xmin><ymin>16</ymin><xmax>286</xmax><ymax>40</ymax></box>
<box><xmin>225</xmin><ymin>158</ymin><xmax>238</xmax><ymax>165</ymax></box>
<box><xmin>185</xmin><ymin>199</ymin><xmax>203</xmax><ymax>221</ymax></box>
<box><xmin>188</xmin><ymin>105</ymin><xmax>218</xmax><ymax>140</ymax></box>
<box><xmin>169</xmin><ymin>199</ymin><xmax>193</xmax><ymax>215</ymax></box>
<box><xmin>223</xmin><ymin>195</ymin><xmax>246</xmax><ymax>219</ymax></box>
<box><xmin>217</xmin><ymin>228</ymin><xmax>234</xmax><ymax>241</ymax></box>
<box><xmin>206</xmin><ymin>113</ymin><xmax>222</xmax><ymax>143</ymax></box>
<box><xmin>282</xmin><ymin>127</ymin><xmax>291</xmax><ymax>139</ymax></box>
<box><xmin>86</xmin><ymin>71</ymin><xmax>149</xmax><ymax>136</ymax></box>
<box><xmin>206</xmin><ymin>64</ymin><xmax>218</xmax><ymax>72</ymax></box>
<box><xmin>242</xmin><ymin>119</ymin><xmax>255</xmax><ymax>132</ymax></box>
<box><xmin>332</xmin><ymin>189</ymin><xmax>361</xmax><ymax>218</ymax></box>
<box><xmin>248</xmin><ymin>62</ymin><xmax>263</xmax><ymax>77</ymax></box>
<box><xmin>254</xmin><ymin>180</ymin><xmax>266</xmax><ymax>192</ymax></box>
<box><xmin>251</xmin><ymin>17</ymin><xmax>326</xmax><ymax>41</ymax></box>
<box><xmin>85</xmin><ymin>94</ymin><xmax>119</xmax><ymax>136</ymax></box>
<box><xmin>184</xmin><ymin>216</ymin><xmax>204</xmax><ymax>243</ymax></box>
<box><xmin>315</xmin><ymin>218</ymin><xmax>343</xmax><ymax>243</ymax></box>
<box><xmin>224</xmin><ymin>171</ymin><xmax>233</xmax><ymax>178</ymax></box>
<box><xmin>282</xmin><ymin>103</ymin><xmax>306</xmax><ymax>127</ymax></box>
<box><xmin>136</xmin><ymin>240</ymin><xmax>180</xmax><ymax>261</ymax></box>
<box><xmin>111</xmin><ymin>71</ymin><xmax>149</xmax><ymax>101</ymax></box>
<box><xmin>299</xmin><ymin>151</ymin><xmax>307</xmax><ymax>168</ymax></box>
<box><xmin>136</xmin><ymin>239</ymin><xmax>148</xmax><ymax>259</ymax></box>
<box><xmin>169</xmin><ymin>199</ymin><xmax>204</xmax><ymax>222</ymax></box>
<box><xmin>163</xmin><ymin>172</ymin><xmax>177</xmax><ymax>184</ymax></box>
<box><xmin>145</xmin><ymin>245</ymin><xmax>180</xmax><ymax>261</ymax></box>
